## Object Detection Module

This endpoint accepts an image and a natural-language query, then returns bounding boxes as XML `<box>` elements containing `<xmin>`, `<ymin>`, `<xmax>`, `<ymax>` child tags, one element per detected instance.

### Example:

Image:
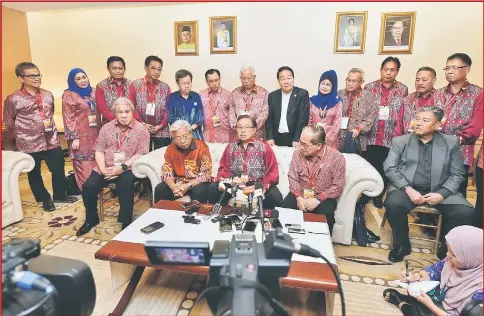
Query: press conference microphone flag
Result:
<box><xmin>254</xmin><ymin>183</ymin><xmax>264</xmax><ymax>228</ymax></box>
<box><xmin>211</xmin><ymin>181</ymin><xmax>231</xmax><ymax>216</ymax></box>
<box><xmin>243</xmin><ymin>181</ymin><xmax>255</xmax><ymax>214</ymax></box>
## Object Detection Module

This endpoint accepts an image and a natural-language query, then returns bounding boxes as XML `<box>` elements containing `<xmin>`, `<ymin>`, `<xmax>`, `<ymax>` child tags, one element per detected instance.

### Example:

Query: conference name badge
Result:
<box><xmin>43</xmin><ymin>119</ymin><xmax>53</xmax><ymax>132</ymax></box>
<box><xmin>146</xmin><ymin>103</ymin><xmax>156</xmax><ymax>116</ymax></box>
<box><xmin>303</xmin><ymin>189</ymin><xmax>315</xmax><ymax>199</ymax></box>
<box><xmin>88</xmin><ymin>115</ymin><xmax>97</xmax><ymax>127</ymax></box>
<box><xmin>378</xmin><ymin>106</ymin><xmax>389</xmax><ymax>121</ymax></box>
<box><xmin>212</xmin><ymin>114</ymin><xmax>221</xmax><ymax>128</ymax></box>
<box><xmin>341</xmin><ymin>117</ymin><xmax>349</xmax><ymax>130</ymax></box>
<box><xmin>113</xmin><ymin>152</ymin><xmax>126</xmax><ymax>167</ymax></box>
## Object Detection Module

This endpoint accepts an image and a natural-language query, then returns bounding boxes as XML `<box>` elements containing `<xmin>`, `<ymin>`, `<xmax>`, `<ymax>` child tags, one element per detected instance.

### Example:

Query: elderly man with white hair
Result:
<box><xmin>77</xmin><ymin>97</ymin><xmax>150</xmax><ymax>236</ymax></box>
<box><xmin>230</xmin><ymin>66</ymin><xmax>269</xmax><ymax>139</ymax></box>
<box><xmin>154</xmin><ymin>120</ymin><xmax>212</xmax><ymax>203</ymax></box>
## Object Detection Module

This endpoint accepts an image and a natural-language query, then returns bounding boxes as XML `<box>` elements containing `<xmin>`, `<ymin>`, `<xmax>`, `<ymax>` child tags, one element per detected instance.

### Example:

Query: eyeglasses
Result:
<box><xmin>414</xmin><ymin>117</ymin><xmax>433</xmax><ymax>124</ymax></box>
<box><xmin>21</xmin><ymin>74</ymin><xmax>42</xmax><ymax>79</ymax></box>
<box><xmin>443</xmin><ymin>66</ymin><xmax>468</xmax><ymax>72</ymax></box>
<box><xmin>299</xmin><ymin>142</ymin><xmax>315</xmax><ymax>149</ymax></box>
<box><xmin>345</xmin><ymin>78</ymin><xmax>361</xmax><ymax>84</ymax></box>
<box><xmin>236</xmin><ymin>126</ymin><xmax>255</xmax><ymax>130</ymax></box>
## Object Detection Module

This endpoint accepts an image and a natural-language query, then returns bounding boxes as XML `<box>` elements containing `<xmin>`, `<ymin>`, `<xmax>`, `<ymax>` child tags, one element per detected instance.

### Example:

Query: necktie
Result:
<box><xmin>396</xmin><ymin>39</ymin><xmax>401</xmax><ymax>47</ymax></box>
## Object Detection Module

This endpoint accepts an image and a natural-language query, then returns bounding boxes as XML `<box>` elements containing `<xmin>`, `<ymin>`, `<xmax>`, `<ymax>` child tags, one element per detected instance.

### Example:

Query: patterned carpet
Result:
<box><xmin>2</xmin><ymin>160</ymin><xmax>477</xmax><ymax>315</ymax></box>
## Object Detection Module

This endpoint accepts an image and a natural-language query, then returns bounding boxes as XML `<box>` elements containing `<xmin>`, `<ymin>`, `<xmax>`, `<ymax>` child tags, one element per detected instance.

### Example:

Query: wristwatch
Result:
<box><xmin>401</xmin><ymin>184</ymin><xmax>410</xmax><ymax>191</ymax></box>
<box><xmin>187</xmin><ymin>182</ymin><xmax>193</xmax><ymax>190</ymax></box>
<box><xmin>121</xmin><ymin>163</ymin><xmax>128</xmax><ymax>171</ymax></box>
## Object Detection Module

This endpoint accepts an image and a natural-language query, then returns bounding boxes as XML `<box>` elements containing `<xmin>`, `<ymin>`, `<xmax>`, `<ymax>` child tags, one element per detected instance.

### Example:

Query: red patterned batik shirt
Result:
<box><xmin>230</xmin><ymin>86</ymin><xmax>269</xmax><ymax>139</ymax></box>
<box><xmin>3</xmin><ymin>88</ymin><xmax>60</xmax><ymax>153</ymax></box>
<box><xmin>288</xmin><ymin>146</ymin><xmax>346</xmax><ymax>201</ymax></box>
<box><xmin>93</xmin><ymin>119</ymin><xmax>150</xmax><ymax>173</ymax></box>
<box><xmin>216</xmin><ymin>139</ymin><xmax>279</xmax><ymax>190</ymax></box>
<box><xmin>395</xmin><ymin>90</ymin><xmax>436</xmax><ymax>137</ymax></box>
<box><xmin>364</xmin><ymin>80</ymin><xmax>408</xmax><ymax>148</ymax></box>
<box><xmin>200</xmin><ymin>87</ymin><xmax>236</xmax><ymax>143</ymax></box>
<box><xmin>433</xmin><ymin>81</ymin><xmax>483</xmax><ymax>166</ymax></box>
<box><xmin>95</xmin><ymin>77</ymin><xmax>136</xmax><ymax>122</ymax></box>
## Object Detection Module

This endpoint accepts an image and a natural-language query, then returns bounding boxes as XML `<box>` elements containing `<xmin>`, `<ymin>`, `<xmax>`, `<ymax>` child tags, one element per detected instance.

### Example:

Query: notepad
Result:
<box><xmin>394</xmin><ymin>280</ymin><xmax>440</xmax><ymax>296</ymax></box>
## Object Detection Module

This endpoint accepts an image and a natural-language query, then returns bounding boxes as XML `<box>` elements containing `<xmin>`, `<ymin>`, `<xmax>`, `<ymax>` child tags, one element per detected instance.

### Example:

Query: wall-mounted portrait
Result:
<box><xmin>334</xmin><ymin>11</ymin><xmax>368</xmax><ymax>53</ymax></box>
<box><xmin>174</xmin><ymin>21</ymin><xmax>199</xmax><ymax>56</ymax></box>
<box><xmin>379</xmin><ymin>12</ymin><xmax>416</xmax><ymax>54</ymax></box>
<box><xmin>210</xmin><ymin>16</ymin><xmax>237</xmax><ymax>54</ymax></box>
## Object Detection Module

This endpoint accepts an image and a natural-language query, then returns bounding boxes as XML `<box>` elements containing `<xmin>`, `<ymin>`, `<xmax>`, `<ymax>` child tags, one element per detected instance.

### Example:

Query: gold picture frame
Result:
<box><xmin>174</xmin><ymin>20</ymin><xmax>199</xmax><ymax>56</ymax></box>
<box><xmin>334</xmin><ymin>11</ymin><xmax>368</xmax><ymax>54</ymax></box>
<box><xmin>210</xmin><ymin>16</ymin><xmax>237</xmax><ymax>54</ymax></box>
<box><xmin>379</xmin><ymin>12</ymin><xmax>416</xmax><ymax>54</ymax></box>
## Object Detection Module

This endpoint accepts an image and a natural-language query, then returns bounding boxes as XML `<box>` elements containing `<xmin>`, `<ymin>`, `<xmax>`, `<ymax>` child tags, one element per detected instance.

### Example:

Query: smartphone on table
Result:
<box><xmin>288</xmin><ymin>228</ymin><xmax>306</xmax><ymax>234</ymax></box>
<box><xmin>219</xmin><ymin>217</ymin><xmax>233</xmax><ymax>233</ymax></box>
<box><xmin>140</xmin><ymin>222</ymin><xmax>165</xmax><ymax>234</ymax></box>
<box><xmin>243</xmin><ymin>220</ymin><xmax>258</xmax><ymax>232</ymax></box>
<box><xmin>181</xmin><ymin>200</ymin><xmax>201</xmax><ymax>209</ymax></box>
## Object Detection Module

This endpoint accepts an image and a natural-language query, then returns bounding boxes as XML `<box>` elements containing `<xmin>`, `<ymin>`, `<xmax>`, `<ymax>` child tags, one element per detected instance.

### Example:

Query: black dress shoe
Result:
<box><xmin>53</xmin><ymin>196</ymin><xmax>79</xmax><ymax>203</ymax></box>
<box><xmin>388</xmin><ymin>244</ymin><xmax>411</xmax><ymax>262</ymax></box>
<box><xmin>76</xmin><ymin>219</ymin><xmax>99</xmax><ymax>236</ymax></box>
<box><xmin>373</xmin><ymin>197</ymin><xmax>384</xmax><ymax>209</ymax></box>
<box><xmin>43</xmin><ymin>199</ymin><xmax>56</xmax><ymax>212</ymax></box>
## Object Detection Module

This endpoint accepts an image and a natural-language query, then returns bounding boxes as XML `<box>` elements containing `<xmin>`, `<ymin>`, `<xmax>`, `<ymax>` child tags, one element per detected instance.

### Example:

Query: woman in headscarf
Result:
<box><xmin>382</xmin><ymin>225</ymin><xmax>483</xmax><ymax>316</ymax></box>
<box><xmin>62</xmin><ymin>68</ymin><xmax>100</xmax><ymax>191</ymax></box>
<box><xmin>308</xmin><ymin>70</ymin><xmax>342</xmax><ymax>149</ymax></box>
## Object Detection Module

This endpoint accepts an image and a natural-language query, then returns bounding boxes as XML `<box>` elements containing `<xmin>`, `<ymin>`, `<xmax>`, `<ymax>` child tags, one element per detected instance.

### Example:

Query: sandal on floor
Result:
<box><xmin>383</xmin><ymin>288</ymin><xmax>406</xmax><ymax>307</ymax></box>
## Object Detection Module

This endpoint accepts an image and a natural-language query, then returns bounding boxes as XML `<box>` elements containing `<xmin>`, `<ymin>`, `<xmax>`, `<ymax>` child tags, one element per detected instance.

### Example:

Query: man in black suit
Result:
<box><xmin>266</xmin><ymin>66</ymin><xmax>309</xmax><ymax>147</ymax></box>
<box><xmin>384</xmin><ymin>20</ymin><xmax>409</xmax><ymax>47</ymax></box>
<box><xmin>383</xmin><ymin>106</ymin><xmax>474</xmax><ymax>262</ymax></box>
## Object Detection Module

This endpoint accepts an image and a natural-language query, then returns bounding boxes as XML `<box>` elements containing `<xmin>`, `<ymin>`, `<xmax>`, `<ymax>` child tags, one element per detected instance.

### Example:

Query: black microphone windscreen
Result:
<box><xmin>255</xmin><ymin>182</ymin><xmax>263</xmax><ymax>190</ymax></box>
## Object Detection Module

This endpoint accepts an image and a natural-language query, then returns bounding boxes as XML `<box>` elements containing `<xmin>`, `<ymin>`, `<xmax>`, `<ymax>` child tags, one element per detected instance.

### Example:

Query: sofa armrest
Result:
<box><xmin>331</xmin><ymin>154</ymin><xmax>384</xmax><ymax>245</ymax></box>
<box><xmin>2</xmin><ymin>151</ymin><xmax>35</xmax><ymax>227</ymax></box>
<box><xmin>132</xmin><ymin>148</ymin><xmax>166</xmax><ymax>203</ymax></box>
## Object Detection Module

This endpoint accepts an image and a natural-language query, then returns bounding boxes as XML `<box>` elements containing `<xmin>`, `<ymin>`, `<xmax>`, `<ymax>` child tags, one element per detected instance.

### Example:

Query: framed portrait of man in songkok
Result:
<box><xmin>334</xmin><ymin>11</ymin><xmax>368</xmax><ymax>54</ymax></box>
<box><xmin>379</xmin><ymin>12</ymin><xmax>416</xmax><ymax>54</ymax></box>
<box><xmin>210</xmin><ymin>16</ymin><xmax>237</xmax><ymax>54</ymax></box>
<box><xmin>174</xmin><ymin>21</ymin><xmax>199</xmax><ymax>56</ymax></box>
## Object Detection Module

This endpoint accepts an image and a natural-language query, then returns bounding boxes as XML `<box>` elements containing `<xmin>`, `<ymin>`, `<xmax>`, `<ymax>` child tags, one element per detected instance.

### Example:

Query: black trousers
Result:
<box><xmin>475</xmin><ymin>166</ymin><xmax>482</xmax><ymax>228</ymax></box>
<box><xmin>27</xmin><ymin>146</ymin><xmax>68</xmax><ymax>202</ymax></box>
<box><xmin>365</xmin><ymin>145</ymin><xmax>390</xmax><ymax>201</ymax></box>
<box><xmin>384</xmin><ymin>189</ymin><xmax>475</xmax><ymax>245</ymax></box>
<box><xmin>274</xmin><ymin>132</ymin><xmax>293</xmax><ymax>147</ymax></box>
<box><xmin>207</xmin><ymin>182</ymin><xmax>283</xmax><ymax>209</ymax></box>
<box><xmin>459</xmin><ymin>164</ymin><xmax>470</xmax><ymax>198</ymax></box>
<box><xmin>150</xmin><ymin>137</ymin><xmax>171</xmax><ymax>151</ymax></box>
<box><xmin>82</xmin><ymin>170</ymin><xmax>138</xmax><ymax>225</ymax></box>
<box><xmin>281</xmin><ymin>192</ymin><xmax>337</xmax><ymax>233</ymax></box>
<box><xmin>154</xmin><ymin>182</ymin><xmax>210</xmax><ymax>203</ymax></box>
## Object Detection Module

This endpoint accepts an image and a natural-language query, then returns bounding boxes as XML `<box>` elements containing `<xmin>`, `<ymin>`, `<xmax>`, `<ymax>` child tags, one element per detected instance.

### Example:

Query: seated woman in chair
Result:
<box><xmin>383</xmin><ymin>225</ymin><xmax>482</xmax><ymax>316</ymax></box>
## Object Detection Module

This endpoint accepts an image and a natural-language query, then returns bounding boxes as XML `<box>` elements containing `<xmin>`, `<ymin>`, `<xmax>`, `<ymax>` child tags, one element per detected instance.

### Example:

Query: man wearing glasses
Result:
<box><xmin>282</xmin><ymin>125</ymin><xmax>345</xmax><ymax>232</ymax></box>
<box><xmin>208</xmin><ymin>115</ymin><xmax>282</xmax><ymax>209</ymax></box>
<box><xmin>433</xmin><ymin>53</ymin><xmax>483</xmax><ymax>198</ymax></box>
<box><xmin>154</xmin><ymin>120</ymin><xmax>212</xmax><ymax>203</ymax></box>
<box><xmin>337</xmin><ymin>68</ymin><xmax>378</xmax><ymax>154</ymax></box>
<box><xmin>3</xmin><ymin>62</ymin><xmax>78</xmax><ymax>212</ymax></box>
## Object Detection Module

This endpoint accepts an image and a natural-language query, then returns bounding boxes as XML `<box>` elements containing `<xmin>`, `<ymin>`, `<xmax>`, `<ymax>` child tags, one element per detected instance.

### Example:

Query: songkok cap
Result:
<box><xmin>220</xmin><ymin>21</ymin><xmax>226</xmax><ymax>25</ymax></box>
<box><xmin>182</xmin><ymin>25</ymin><xmax>191</xmax><ymax>32</ymax></box>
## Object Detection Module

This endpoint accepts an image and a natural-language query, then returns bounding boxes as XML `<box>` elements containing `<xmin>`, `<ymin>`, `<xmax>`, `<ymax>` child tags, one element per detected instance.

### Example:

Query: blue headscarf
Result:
<box><xmin>309</xmin><ymin>70</ymin><xmax>341</xmax><ymax>110</ymax></box>
<box><xmin>67</xmin><ymin>68</ymin><xmax>92</xmax><ymax>97</ymax></box>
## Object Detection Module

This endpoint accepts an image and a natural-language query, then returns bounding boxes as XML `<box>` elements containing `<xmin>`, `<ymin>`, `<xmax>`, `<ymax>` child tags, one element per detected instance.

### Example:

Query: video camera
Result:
<box><xmin>145</xmin><ymin>228</ymin><xmax>346</xmax><ymax>316</ymax></box>
<box><xmin>2</xmin><ymin>238</ymin><xmax>96</xmax><ymax>316</ymax></box>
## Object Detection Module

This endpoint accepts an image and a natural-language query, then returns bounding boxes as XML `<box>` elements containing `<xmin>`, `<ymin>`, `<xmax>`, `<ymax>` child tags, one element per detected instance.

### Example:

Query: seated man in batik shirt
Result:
<box><xmin>208</xmin><ymin>115</ymin><xmax>282</xmax><ymax>209</ymax></box>
<box><xmin>282</xmin><ymin>125</ymin><xmax>346</xmax><ymax>232</ymax></box>
<box><xmin>154</xmin><ymin>120</ymin><xmax>212</xmax><ymax>203</ymax></box>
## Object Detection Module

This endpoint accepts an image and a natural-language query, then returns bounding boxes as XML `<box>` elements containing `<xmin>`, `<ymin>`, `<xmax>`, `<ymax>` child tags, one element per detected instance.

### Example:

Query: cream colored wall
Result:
<box><xmin>26</xmin><ymin>2</ymin><xmax>483</xmax><ymax>117</ymax></box>
<box><xmin>2</xmin><ymin>7</ymin><xmax>32</xmax><ymax>107</ymax></box>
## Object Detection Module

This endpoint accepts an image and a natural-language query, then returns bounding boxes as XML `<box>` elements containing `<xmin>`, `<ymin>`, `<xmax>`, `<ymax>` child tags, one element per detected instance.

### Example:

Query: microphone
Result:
<box><xmin>243</xmin><ymin>181</ymin><xmax>255</xmax><ymax>215</ymax></box>
<box><xmin>208</xmin><ymin>181</ymin><xmax>231</xmax><ymax>218</ymax></box>
<box><xmin>263</xmin><ymin>209</ymin><xmax>279</xmax><ymax>218</ymax></box>
<box><xmin>254</xmin><ymin>183</ymin><xmax>264</xmax><ymax>227</ymax></box>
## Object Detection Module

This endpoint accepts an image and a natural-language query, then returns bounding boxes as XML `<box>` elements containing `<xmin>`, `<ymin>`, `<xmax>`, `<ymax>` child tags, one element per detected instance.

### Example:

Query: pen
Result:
<box><xmin>405</xmin><ymin>259</ymin><xmax>409</xmax><ymax>279</ymax></box>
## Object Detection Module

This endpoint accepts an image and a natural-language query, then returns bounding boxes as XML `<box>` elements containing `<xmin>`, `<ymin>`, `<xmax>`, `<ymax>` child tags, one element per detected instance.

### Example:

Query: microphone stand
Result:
<box><xmin>255</xmin><ymin>183</ymin><xmax>265</xmax><ymax>241</ymax></box>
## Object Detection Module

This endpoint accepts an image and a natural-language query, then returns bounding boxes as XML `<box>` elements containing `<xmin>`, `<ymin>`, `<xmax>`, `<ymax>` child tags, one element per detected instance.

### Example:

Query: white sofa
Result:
<box><xmin>2</xmin><ymin>151</ymin><xmax>35</xmax><ymax>228</ymax></box>
<box><xmin>133</xmin><ymin>143</ymin><xmax>384</xmax><ymax>245</ymax></box>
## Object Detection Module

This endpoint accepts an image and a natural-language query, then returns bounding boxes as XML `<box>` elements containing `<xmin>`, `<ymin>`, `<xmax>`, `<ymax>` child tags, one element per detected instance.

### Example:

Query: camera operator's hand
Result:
<box><xmin>296</xmin><ymin>196</ymin><xmax>307</xmax><ymax>212</ymax></box>
<box><xmin>304</xmin><ymin>198</ymin><xmax>321</xmax><ymax>212</ymax></box>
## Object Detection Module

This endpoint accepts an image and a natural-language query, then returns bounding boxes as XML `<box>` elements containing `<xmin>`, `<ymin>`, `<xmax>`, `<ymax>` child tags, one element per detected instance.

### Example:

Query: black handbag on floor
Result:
<box><xmin>353</xmin><ymin>199</ymin><xmax>380</xmax><ymax>246</ymax></box>
<box><xmin>66</xmin><ymin>171</ymin><xmax>80</xmax><ymax>195</ymax></box>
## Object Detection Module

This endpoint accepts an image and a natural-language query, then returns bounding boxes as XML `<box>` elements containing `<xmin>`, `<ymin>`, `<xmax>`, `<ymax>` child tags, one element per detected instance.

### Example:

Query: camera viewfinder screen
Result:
<box><xmin>154</xmin><ymin>248</ymin><xmax>206</xmax><ymax>264</ymax></box>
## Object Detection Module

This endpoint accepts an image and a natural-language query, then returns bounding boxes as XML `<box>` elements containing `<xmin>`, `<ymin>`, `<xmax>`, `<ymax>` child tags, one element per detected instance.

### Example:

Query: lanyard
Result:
<box><xmin>209</xmin><ymin>93</ymin><xmax>221</xmax><ymax>113</ymax></box>
<box><xmin>23</xmin><ymin>88</ymin><xmax>45</xmax><ymax>119</ymax></box>
<box><xmin>84</xmin><ymin>96</ymin><xmax>95</xmax><ymax>114</ymax></box>
<box><xmin>144</xmin><ymin>79</ymin><xmax>159</xmax><ymax>103</ymax></box>
<box><xmin>306</xmin><ymin>146</ymin><xmax>326</xmax><ymax>188</ymax></box>
<box><xmin>241</xmin><ymin>143</ymin><xmax>252</xmax><ymax>174</ymax></box>
<box><xmin>244</xmin><ymin>94</ymin><xmax>254</xmax><ymax>112</ymax></box>
<box><xmin>110</xmin><ymin>80</ymin><xmax>128</xmax><ymax>98</ymax></box>
<box><xmin>116</xmin><ymin>128</ymin><xmax>130</xmax><ymax>151</ymax></box>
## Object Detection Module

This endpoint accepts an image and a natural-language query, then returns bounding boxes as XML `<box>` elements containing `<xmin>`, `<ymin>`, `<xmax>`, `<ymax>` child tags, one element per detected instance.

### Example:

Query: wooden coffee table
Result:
<box><xmin>95</xmin><ymin>200</ymin><xmax>339</xmax><ymax>316</ymax></box>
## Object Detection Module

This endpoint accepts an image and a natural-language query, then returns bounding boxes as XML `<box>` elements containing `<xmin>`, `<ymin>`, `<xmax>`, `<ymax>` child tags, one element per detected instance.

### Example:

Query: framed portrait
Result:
<box><xmin>210</xmin><ymin>16</ymin><xmax>237</xmax><ymax>54</ymax></box>
<box><xmin>174</xmin><ymin>20</ymin><xmax>199</xmax><ymax>56</ymax></box>
<box><xmin>379</xmin><ymin>12</ymin><xmax>416</xmax><ymax>54</ymax></box>
<box><xmin>334</xmin><ymin>11</ymin><xmax>368</xmax><ymax>53</ymax></box>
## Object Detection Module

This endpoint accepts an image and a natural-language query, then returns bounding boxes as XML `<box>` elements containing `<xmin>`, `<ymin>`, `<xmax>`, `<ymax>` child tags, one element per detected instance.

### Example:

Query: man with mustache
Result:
<box><xmin>3</xmin><ymin>62</ymin><xmax>77</xmax><ymax>212</ymax></box>
<box><xmin>383</xmin><ymin>106</ymin><xmax>474</xmax><ymax>262</ymax></box>
<box><xmin>395</xmin><ymin>67</ymin><xmax>437</xmax><ymax>136</ymax></box>
<box><xmin>433</xmin><ymin>53</ymin><xmax>483</xmax><ymax>198</ymax></box>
